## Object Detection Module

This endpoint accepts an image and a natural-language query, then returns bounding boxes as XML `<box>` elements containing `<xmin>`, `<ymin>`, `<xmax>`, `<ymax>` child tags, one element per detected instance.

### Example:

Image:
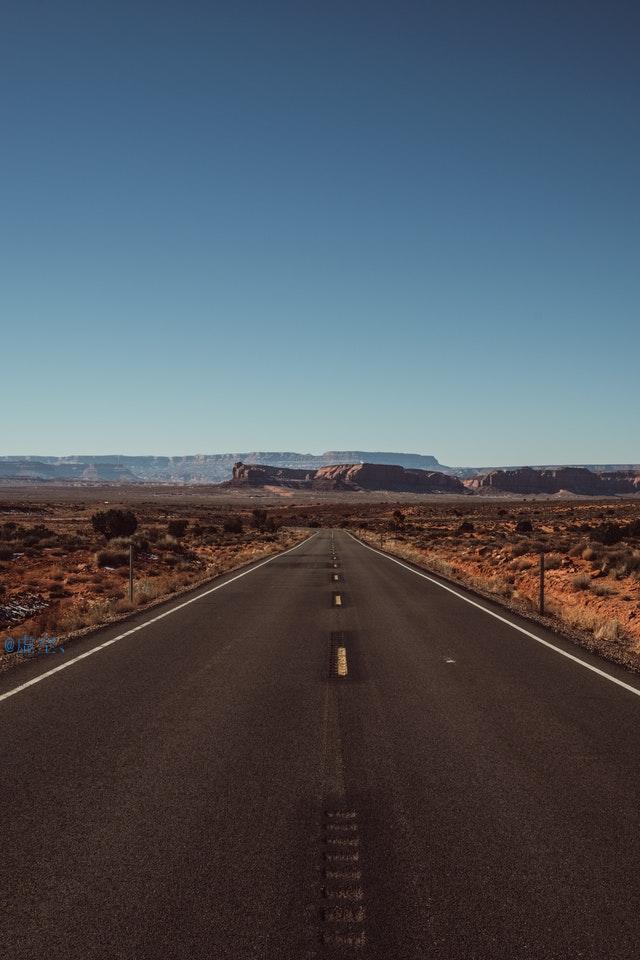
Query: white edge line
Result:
<box><xmin>348</xmin><ymin>533</ymin><xmax>640</xmax><ymax>700</ymax></box>
<box><xmin>0</xmin><ymin>532</ymin><xmax>318</xmax><ymax>705</ymax></box>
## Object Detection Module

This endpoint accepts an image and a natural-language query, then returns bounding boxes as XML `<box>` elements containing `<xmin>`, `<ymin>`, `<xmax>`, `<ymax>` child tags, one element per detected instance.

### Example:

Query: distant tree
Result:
<box><xmin>223</xmin><ymin>516</ymin><xmax>243</xmax><ymax>534</ymax></box>
<box><xmin>389</xmin><ymin>509</ymin><xmax>405</xmax><ymax>536</ymax></box>
<box><xmin>91</xmin><ymin>509</ymin><xmax>137</xmax><ymax>541</ymax></box>
<box><xmin>168</xmin><ymin>519</ymin><xmax>189</xmax><ymax>539</ymax></box>
<box><xmin>251</xmin><ymin>509</ymin><xmax>268</xmax><ymax>531</ymax></box>
<box><xmin>515</xmin><ymin>519</ymin><xmax>533</xmax><ymax>534</ymax></box>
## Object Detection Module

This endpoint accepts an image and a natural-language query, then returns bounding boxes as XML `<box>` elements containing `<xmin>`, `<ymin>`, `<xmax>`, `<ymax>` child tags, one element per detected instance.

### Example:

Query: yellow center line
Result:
<box><xmin>336</xmin><ymin>646</ymin><xmax>348</xmax><ymax>676</ymax></box>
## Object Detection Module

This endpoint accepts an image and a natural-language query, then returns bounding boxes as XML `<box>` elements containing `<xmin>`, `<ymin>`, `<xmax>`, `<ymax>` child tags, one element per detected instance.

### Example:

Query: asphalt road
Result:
<box><xmin>2</xmin><ymin>529</ymin><xmax>640</xmax><ymax>960</ymax></box>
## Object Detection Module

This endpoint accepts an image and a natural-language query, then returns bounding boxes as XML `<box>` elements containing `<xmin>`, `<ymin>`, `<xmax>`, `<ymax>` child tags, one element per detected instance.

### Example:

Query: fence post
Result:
<box><xmin>539</xmin><ymin>550</ymin><xmax>545</xmax><ymax>615</ymax></box>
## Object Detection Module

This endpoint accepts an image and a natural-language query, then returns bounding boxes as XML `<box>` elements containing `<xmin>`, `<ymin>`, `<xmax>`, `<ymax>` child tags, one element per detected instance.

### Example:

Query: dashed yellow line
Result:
<box><xmin>334</xmin><ymin>594</ymin><xmax>342</xmax><ymax>607</ymax></box>
<box><xmin>336</xmin><ymin>646</ymin><xmax>348</xmax><ymax>676</ymax></box>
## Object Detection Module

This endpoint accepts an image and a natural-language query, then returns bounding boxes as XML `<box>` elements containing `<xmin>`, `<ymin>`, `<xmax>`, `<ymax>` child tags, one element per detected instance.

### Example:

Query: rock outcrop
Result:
<box><xmin>312</xmin><ymin>463</ymin><xmax>465</xmax><ymax>493</ymax></box>
<box><xmin>228</xmin><ymin>462</ymin><xmax>313</xmax><ymax>487</ymax></box>
<box><xmin>465</xmin><ymin>467</ymin><xmax>640</xmax><ymax>496</ymax></box>
<box><xmin>226</xmin><ymin>461</ymin><xmax>466</xmax><ymax>494</ymax></box>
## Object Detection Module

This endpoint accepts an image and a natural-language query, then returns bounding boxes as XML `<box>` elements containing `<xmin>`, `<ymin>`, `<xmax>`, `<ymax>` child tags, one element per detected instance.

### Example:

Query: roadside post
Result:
<box><xmin>129</xmin><ymin>543</ymin><xmax>134</xmax><ymax>603</ymax></box>
<box><xmin>539</xmin><ymin>550</ymin><xmax>545</xmax><ymax>615</ymax></box>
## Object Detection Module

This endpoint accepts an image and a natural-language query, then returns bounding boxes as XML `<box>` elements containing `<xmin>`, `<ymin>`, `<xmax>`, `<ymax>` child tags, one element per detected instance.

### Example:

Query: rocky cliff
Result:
<box><xmin>0</xmin><ymin>451</ymin><xmax>446</xmax><ymax>483</ymax></box>
<box><xmin>465</xmin><ymin>466</ymin><xmax>640</xmax><ymax>496</ymax></box>
<box><xmin>312</xmin><ymin>463</ymin><xmax>465</xmax><ymax>493</ymax></box>
<box><xmin>226</xmin><ymin>461</ymin><xmax>465</xmax><ymax>494</ymax></box>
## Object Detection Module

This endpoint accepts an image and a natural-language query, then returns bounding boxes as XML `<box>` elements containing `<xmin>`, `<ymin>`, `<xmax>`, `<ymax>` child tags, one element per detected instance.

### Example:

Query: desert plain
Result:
<box><xmin>1</xmin><ymin>484</ymin><xmax>639</xmax><ymax>675</ymax></box>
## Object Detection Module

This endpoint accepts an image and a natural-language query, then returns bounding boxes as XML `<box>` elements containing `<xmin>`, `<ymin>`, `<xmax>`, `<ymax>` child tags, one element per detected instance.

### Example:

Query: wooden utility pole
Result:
<box><xmin>129</xmin><ymin>543</ymin><xmax>134</xmax><ymax>603</ymax></box>
<box><xmin>539</xmin><ymin>551</ymin><xmax>545</xmax><ymax>615</ymax></box>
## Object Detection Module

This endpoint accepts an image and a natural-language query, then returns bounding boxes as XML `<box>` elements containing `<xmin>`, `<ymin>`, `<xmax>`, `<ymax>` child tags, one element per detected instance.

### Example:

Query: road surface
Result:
<box><xmin>2</xmin><ymin>529</ymin><xmax>640</xmax><ymax>959</ymax></box>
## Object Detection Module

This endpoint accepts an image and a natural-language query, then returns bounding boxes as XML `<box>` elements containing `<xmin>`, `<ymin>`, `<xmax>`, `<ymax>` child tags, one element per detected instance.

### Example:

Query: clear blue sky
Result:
<box><xmin>2</xmin><ymin>1</ymin><xmax>638</xmax><ymax>466</ymax></box>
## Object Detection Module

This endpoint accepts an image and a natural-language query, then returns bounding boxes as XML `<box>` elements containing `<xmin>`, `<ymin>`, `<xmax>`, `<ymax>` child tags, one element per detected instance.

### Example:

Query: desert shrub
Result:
<box><xmin>512</xmin><ymin>557</ymin><xmax>535</xmax><ymax>571</ymax></box>
<box><xmin>581</xmin><ymin>546</ymin><xmax>597</xmax><ymax>561</ymax></box>
<box><xmin>543</xmin><ymin>553</ymin><xmax>563</xmax><ymax>570</ymax></box>
<box><xmin>308</xmin><ymin>520</ymin><xmax>320</xmax><ymax>529</ymax></box>
<box><xmin>48</xmin><ymin>583</ymin><xmax>68</xmax><ymax>598</ymax></box>
<box><xmin>594</xmin><ymin>619</ymin><xmax>623</xmax><ymax>642</ymax></box>
<box><xmin>515</xmin><ymin>519</ymin><xmax>533</xmax><ymax>533</ymax></box>
<box><xmin>168</xmin><ymin>519</ymin><xmax>189</xmax><ymax>539</ymax></box>
<box><xmin>223</xmin><ymin>516</ymin><xmax>243</xmax><ymax>534</ymax></box>
<box><xmin>20</xmin><ymin>524</ymin><xmax>55</xmax><ymax>542</ymax></box>
<box><xmin>115</xmin><ymin>598</ymin><xmax>136</xmax><ymax>613</ymax></box>
<box><xmin>626</xmin><ymin>519</ymin><xmax>640</xmax><ymax>538</ymax></box>
<box><xmin>157</xmin><ymin>535</ymin><xmax>185</xmax><ymax>554</ymax></box>
<box><xmin>592</xmin><ymin>522</ymin><xmax>624</xmax><ymax>545</ymax></box>
<box><xmin>457</xmin><ymin>521</ymin><xmax>474</xmax><ymax>533</ymax></box>
<box><xmin>572</xmin><ymin>573</ymin><xmax>591</xmax><ymax>591</ymax></box>
<box><xmin>109</xmin><ymin>537</ymin><xmax>133</xmax><ymax>550</ymax></box>
<box><xmin>0</xmin><ymin>544</ymin><xmax>13</xmax><ymax>560</ymax></box>
<box><xmin>592</xmin><ymin>583</ymin><xmax>617</xmax><ymax>597</ymax></box>
<box><xmin>95</xmin><ymin>549</ymin><xmax>129</xmax><ymax>568</ymax></box>
<box><xmin>251</xmin><ymin>509</ymin><xmax>268</xmax><ymax>531</ymax></box>
<box><xmin>63</xmin><ymin>535</ymin><xmax>84</xmax><ymax>550</ymax></box>
<box><xmin>510</xmin><ymin>542</ymin><xmax>529</xmax><ymax>557</ymax></box>
<box><xmin>145</xmin><ymin>526</ymin><xmax>161</xmax><ymax>543</ymax></box>
<box><xmin>22</xmin><ymin>535</ymin><xmax>44</xmax><ymax>550</ymax></box>
<box><xmin>91</xmin><ymin>509</ymin><xmax>138</xmax><ymax>541</ymax></box>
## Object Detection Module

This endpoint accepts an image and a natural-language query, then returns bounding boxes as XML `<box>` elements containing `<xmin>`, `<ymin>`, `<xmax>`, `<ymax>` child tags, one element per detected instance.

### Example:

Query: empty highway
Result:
<box><xmin>2</xmin><ymin>529</ymin><xmax>640</xmax><ymax>959</ymax></box>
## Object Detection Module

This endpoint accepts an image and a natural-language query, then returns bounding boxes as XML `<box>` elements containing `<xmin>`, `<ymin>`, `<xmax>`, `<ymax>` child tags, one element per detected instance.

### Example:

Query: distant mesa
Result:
<box><xmin>0</xmin><ymin>451</ymin><xmax>447</xmax><ymax>485</ymax></box>
<box><xmin>0</xmin><ymin>460</ymin><xmax>137</xmax><ymax>483</ymax></box>
<box><xmin>0</xmin><ymin>454</ymin><xmax>639</xmax><ymax>496</ymax></box>
<box><xmin>312</xmin><ymin>463</ymin><xmax>464</xmax><ymax>493</ymax></box>
<box><xmin>464</xmin><ymin>466</ymin><xmax>640</xmax><ymax>496</ymax></box>
<box><xmin>227</xmin><ymin>460</ymin><xmax>465</xmax><ymax>494</ymax></box>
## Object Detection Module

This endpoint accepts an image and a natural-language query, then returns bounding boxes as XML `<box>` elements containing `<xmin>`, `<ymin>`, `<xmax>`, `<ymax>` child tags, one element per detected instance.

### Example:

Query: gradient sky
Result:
<box><xmin>2</xmin><ymin>0</ymin><xmax>638</xmax><ymax>466</ymax></box>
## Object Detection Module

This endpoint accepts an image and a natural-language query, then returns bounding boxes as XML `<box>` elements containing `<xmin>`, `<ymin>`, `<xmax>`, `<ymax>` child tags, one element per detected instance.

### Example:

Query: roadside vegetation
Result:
<box><xmin>346</xmin><ymin>502</ymin><xmax>640</xmax><ymax>670</ymax></box>
<box><xmin>0</xmin><ymin>501</ymin><xmax>307</xmax><ymax>672</ymax></box>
